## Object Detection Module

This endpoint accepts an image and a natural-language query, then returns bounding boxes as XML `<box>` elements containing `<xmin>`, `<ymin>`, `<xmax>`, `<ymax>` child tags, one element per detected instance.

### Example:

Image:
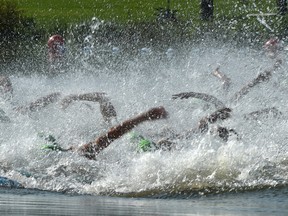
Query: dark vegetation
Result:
<box><xmin>1</xmin><ymin>0</ymin><xmax>288</xmax><ymax>66</ymax></box>
<box><xmin>0</xmin><ymin>0</ymin><xmax>44</xmax><ymax>65</ymax></box>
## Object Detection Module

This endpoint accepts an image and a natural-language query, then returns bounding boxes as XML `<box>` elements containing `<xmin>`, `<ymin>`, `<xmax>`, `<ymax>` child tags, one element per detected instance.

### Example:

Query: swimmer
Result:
<box><xmin>44</xmin><ymin>106</ymin><xmax>237</xmax><ymax>160</ymax></box>
<box><xmin>211</xmin><ymin>61</ymin><xmax>282</xmax><ymax>102</ymax></box>
<box><xmin>42</xmin><ymin>106</ymin><xmax>168</xmax><ymax>159</ymax></box>
<box><xmin>48</xmin><ymin>34</ymin><xmax>65</xmax><ymax>63</ymax></box>
<box><xmin>263</xmin><ymin>37</ymin><xmax>282</xmax><ymax>59</ymax></box>
<box><xmin>211</xmin><ymin>38</ymin><xmax>283</xmax><ymax>98</ymax></box>
<box><xmin>0</xmin><ymin>76</ymin><xmax>117</xmax><ymax>124</ymax></box>
<box><xmin>76</xmin><ymin>106</ymin><xmax>168</xmax><ymax>159</ymax></box>
<box><xmin>47</xmin><ymin>34</ymin><xmax>67</xmax><ymax>74</ymax></box>
<box><xmin>230</xmin><ymin>59</ymin><xmax>282</xmax><ymax>102</ymax></box>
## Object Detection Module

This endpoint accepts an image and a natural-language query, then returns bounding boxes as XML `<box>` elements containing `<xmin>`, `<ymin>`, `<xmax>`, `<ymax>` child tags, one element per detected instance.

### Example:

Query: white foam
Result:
<box><xmin>1</xmin><ymin>43</ymin><xmax>288</xmax><ymax>195</ymax></box>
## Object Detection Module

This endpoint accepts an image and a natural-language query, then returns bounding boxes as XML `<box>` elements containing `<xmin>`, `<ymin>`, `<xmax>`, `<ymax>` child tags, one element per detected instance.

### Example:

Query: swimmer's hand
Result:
<box><xmin>145</xmin><ymin>106</ymin><xmax>168</xmax><ymax>120</ymax></box>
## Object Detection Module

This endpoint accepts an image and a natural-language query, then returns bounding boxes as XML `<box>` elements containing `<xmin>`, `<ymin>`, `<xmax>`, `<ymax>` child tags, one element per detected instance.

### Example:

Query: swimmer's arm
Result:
<box><xmin>231</xmin><ymin>60</ymin><xmax>281</xmax><ymax>102</ymax></box>
<box><xmin>243</xmin><ymin>107</ymin><xmax>282</xmax><ymax>120</ymax></box>
<box><xmin>61</xmin><ymin>92</ymin><xmax>117</xmax><ymax>123</ymax></box>
<box><xmin>77</xmin><ymin>106</ymin><xmax>168</xmax><ymax>160</ymax></box>
<box><xmin>60</xmin><ymin>92</ymin><xmax>107</xmax><ymax>109</ymax></box>
<box><xmin>230</xmin><ymin>70</ymin><xmax>272</xmax><ymax>102</ymax></box>
<box><xmin>72</xmin><ymin>92</ymin><xmax>108</xmax><ymax>102</ymax></box>
<box><xmin>172</xmin><ymin>91</ymin><xmax>226</xmax><ymax>109</ymax></box>
<box><xmin>16</xmin><ymin>92</ymin><xmax>61</xmax><ymax>113</ymax></box>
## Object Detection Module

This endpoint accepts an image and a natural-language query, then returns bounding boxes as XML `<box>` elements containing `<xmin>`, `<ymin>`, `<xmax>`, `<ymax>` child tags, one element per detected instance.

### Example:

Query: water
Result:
<box><xmin>0</xmin><ymin>187</ymin><xmax>287</xmax><ymax>215</ymax></box>
<box><xmin>1</xmin><ymin>42</ymin><xmax>288</xmax><ymax>215</ymax></box>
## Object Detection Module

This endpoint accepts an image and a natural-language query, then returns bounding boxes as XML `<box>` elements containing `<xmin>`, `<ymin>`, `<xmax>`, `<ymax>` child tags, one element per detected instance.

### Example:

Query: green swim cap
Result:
<box><xmin>41</xmin><ymin>144</ymin><xmax>63</xmax><ymax>151</ymax></box>
<box><xmin>138</xmin><ymin>139</ymin><xmax>153</xmax><ymax>152</ymax></box>
<box><xmin>129</xmin><ymin>132</ymin><xmax>156</xmax><ymax>152</ymax></box>
<box><xmin>39</xmin><ymin>132</ymin><xmax>63</xmax><ymax>151</ymax></box>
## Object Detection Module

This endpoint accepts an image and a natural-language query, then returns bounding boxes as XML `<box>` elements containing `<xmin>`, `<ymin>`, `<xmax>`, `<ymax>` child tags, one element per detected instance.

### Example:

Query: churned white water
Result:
<box><xmin>1</xmin><ymin>43</ymin><xmax>288</xmax><ymax>197</ymax></box>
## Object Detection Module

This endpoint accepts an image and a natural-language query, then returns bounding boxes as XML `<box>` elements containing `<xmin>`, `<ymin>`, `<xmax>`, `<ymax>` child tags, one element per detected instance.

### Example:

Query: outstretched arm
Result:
<box><xmin>230</xmin><ymin>70</ymin><xmax>272</xmax><ymax>102</ymax></box>
<box><xmin>16</xmin><ymin>92</ymin><xmax>61</xmax><ymax>114</ymax></box>
<box><xmin>77</xmin><ymin>106</ymin><xmax>168</xmax><ymax>159</ymax></box>
<box><xmin>61</xmin><ymin>92</ymin><xmax>117</xmax><ymax>123</ymax></box>
<box><xmin>172</xmin><ymin>92</ymin><xmax>226</xmax><ymax>109</ymax></box>
<box><xmin>230</xmin><ymin>59</ymin><xmax>282</xmax><ymax>102</ymax></box>
<box><xmin>60</xmin><ymin>92</ymin><xmax>107</xmax><ymax>108</ymax></box>
<box><xmin>243</xmin><ymin>107</ymin><xmax>282</xmax><ymax>120</ymax></box>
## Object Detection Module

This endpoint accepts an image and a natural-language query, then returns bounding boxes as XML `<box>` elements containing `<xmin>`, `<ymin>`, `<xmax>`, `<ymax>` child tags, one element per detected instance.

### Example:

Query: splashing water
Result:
<box><xmin>1</xmin><ymin>41</ymin><xmax>288</xmax><ymax>198</ymax></box>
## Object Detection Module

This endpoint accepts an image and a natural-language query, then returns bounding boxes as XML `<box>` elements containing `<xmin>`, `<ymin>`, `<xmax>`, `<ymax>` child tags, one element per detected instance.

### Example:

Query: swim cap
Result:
<box><xmin>263</xmin><ymin>38</ymin><xmax>283</xmax><ymax>58</ymax></box>
<box><xmin>138</xmin><ymin>139</ymin><xmax>153</xmax><ymax>152</ymax></box>
<box><xmin>129</xmin><ymin>132</ymin><xmax>156</xmax><ymax>152</ymax></box>
<box><xmin>48</xmin><ymin>34</ymin><xmax>64</xmax><ymax>48</ymax></box>
<box><xmin>48</xmin><ymin>35</ymin><xmax>65</xmax><ymax>61</ymax></box>
<box><xmin>263</xmin><ymin>38</ymin><xmax>280</xmax><ymax>50</ymax></box>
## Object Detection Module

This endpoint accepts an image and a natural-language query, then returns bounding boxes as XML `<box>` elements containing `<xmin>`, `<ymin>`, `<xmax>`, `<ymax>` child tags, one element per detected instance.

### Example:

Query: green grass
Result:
<box><xmin>15</xmin><ymin>0</ymin><xmax>288</xmax><ymax>42</ymax></box>
<box><xmin>16</xmin><ymin>0</ymin><xmax>280</xmax><ymax>28</ymax></box>
<box><xmin>1</xmin><ymin>0</ymin><xmax>286</xmax><ymax>64</ymax></box>
<box><xmin>12</xmin><ymin>0</ymin><xmax>288</xmax><ymax>50</ymax></box>
<box><xmin>16</xmin><ymin>0</ymin><xmax>177</xmax><ymax>27</ymax></box>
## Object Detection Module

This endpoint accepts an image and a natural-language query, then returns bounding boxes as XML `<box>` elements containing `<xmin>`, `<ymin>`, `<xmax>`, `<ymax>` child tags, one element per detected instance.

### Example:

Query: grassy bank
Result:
<box><xmin>14</xmin><ymin>0</ymin><xmax>288</xmax><ymax>45</ymax></box>
<box><xmin>2</xmin><ymin>0</ymin><xmax>288</xmax><ymax>66</ymax></box>
<box><xmin>15</xmin><ymin>0</ymin><xmax>202</xmax><ymax>27</ymax></box>
<box><xmin>15</xmin><ymin>0</ymin><xmax>280</xmax><ymax>25</ymax></box>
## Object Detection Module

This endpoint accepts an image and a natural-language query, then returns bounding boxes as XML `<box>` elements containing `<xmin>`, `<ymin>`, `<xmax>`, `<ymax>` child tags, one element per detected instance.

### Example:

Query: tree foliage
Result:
<box><xmin>0</xmin><ymin>0</ymin><xmax>37</xmax><ymax>42</ymax></box>
<box><xmin>200</xmin><ymin>0</ymin><xmax>214</xmax><ymax>21</ymax></box>
<box><xmin>276</xmin><ymin>0</ymin><xmax>288</xmax><ymax>15</ymax></box>
<box><xmin>0</xmin><ymin>0</ymin><xmax>22</xmax><ymax>40</ymax></box>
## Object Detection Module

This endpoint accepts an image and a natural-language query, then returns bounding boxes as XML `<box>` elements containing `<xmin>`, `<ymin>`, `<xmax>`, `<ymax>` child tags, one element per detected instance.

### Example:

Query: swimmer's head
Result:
<box><xmin>263</xmin><ymin>38</ymin><xmax>282</xmax><ymax>59</ymax></box>
<box><xmin>47</xmin><ymin>34</ymin><xmax>65</xmax><ymax>60</ymax></box>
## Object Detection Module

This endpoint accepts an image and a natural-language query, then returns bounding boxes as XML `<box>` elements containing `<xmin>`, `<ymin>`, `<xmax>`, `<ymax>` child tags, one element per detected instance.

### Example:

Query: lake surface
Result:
<box><xmin>0</xmin><ymin>186</ymin><xmax>287</xmax><ymax>215</ymax></box>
